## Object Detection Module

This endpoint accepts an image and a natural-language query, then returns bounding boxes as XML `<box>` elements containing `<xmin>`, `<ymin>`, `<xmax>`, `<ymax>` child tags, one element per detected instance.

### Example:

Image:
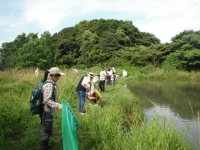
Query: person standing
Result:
<box><xmin>110</xmin><ymin>72</ymin><xmax>115</xmax><ymax>86</ymax></box>
<box><xmin>106</xmin><ymin>69</ymin><xmax>112</xmax><ymax>85</ymax></box>
<box><xmin>40</xmin><ymin>67</ymin><xmax>64</xmax><ymax>150</ymax></box>
<box><xmin>99</xmin><ymin>66</ymin><xmax>106</xmax><ymax>92</ymax></box>
<box><xmin>35</xmin><ymin>68</ymin><xmax>39</xmax><ymax>76</ymax></box>
<box><xmin>76</xmin><ymin>72</ymin><xmax>94</xmax><ymax>114</ymax></box>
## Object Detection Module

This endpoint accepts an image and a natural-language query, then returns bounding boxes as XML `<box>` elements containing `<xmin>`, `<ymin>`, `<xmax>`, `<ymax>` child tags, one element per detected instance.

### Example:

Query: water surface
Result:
<box><xmin>127</xmin><ymin>79</ymin><xmax>200</xmax><ymax>149</ymax></box>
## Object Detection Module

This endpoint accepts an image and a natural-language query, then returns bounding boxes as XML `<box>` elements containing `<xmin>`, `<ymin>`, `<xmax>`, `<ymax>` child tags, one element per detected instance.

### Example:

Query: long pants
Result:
<box><xmin>41</xmin><ymin>111</ymin><xmax>54</xmax><ymax>150</ymax></box>
<box><xmin>99</xmin><ymin>80</ymin><xmax>105</xmax><ymax>92</ymax></box>
<box><xmin>77</xmin><ymin>91</ymin><xmax>86</xmax><ymax>113</ymax></box>
<box><xmin>106</xmin><ymin>77</ymin><xmax>111</xmax><ymax>85</ymax></box>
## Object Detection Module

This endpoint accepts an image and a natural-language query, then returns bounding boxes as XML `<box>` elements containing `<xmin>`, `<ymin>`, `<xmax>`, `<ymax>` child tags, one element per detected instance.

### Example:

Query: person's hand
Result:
<box><xmin>57</xmin><ymin>104</ymin><xmax>62</xmax><ymax>111</ymax></box>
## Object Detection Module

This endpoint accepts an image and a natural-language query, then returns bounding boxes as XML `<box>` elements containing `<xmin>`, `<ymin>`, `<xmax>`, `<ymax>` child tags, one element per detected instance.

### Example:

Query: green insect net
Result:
<box><xmin>62</xmin><ymin>100</ymin><xmax>79</xmax><ymax>150</ymax></box>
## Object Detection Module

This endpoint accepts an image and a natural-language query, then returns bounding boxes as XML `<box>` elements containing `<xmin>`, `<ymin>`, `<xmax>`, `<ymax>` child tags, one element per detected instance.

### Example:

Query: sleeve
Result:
<box><xmin>95</xmin><ymin>89</ymin><xmax>102</xmax><ymax>99</ymax></box>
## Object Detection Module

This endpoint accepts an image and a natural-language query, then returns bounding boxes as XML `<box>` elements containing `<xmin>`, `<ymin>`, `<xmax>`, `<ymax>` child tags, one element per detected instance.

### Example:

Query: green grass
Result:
<box><xmin>0</xmin><ymin>68</ymin><xmax>194</xmax><ymax>150</ymax></box>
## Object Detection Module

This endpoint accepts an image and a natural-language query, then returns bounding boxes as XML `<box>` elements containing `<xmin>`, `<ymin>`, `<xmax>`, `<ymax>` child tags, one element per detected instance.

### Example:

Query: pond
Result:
<box><xmin>126</xmin><ymin>79</ymin><xmax>200</xmax><ymax>149</ymax></box>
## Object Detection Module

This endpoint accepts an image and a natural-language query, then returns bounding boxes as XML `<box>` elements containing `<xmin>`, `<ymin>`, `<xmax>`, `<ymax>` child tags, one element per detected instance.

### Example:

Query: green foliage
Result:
<box><xmin>1</xmin><ymin>19</ymin><xmax>200</xmax><ymax>71</ymax></box>
<box><xmin>16</xmin><ymin>36</ymin><xmax>55</xmax><ymax>70</ymax></box>
<box><xmin>162</xmin><ymin>56</ymin><xmax>181</xmax><ymax>72</ymax></box>
<box><xmin>116</xmin><ymin>27</ymin><xmax>132</xmax><ymax>46</ymax></box>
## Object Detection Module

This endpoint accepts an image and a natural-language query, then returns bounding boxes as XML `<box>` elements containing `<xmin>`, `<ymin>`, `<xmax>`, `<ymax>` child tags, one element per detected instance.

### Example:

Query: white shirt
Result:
<box><xmin>81</xmin><ymin>76</ymin><xmax>91</xmax><ymax>90</ymax></box>
<box><xmin>108</xmin><ymin>70</ymin><xmax>113</xmax><ymax>75</ymax></box>
<box><xmin>100</xmin><ymin>70</ymin><xmax>106</xmax><ymax>80</ymax></box>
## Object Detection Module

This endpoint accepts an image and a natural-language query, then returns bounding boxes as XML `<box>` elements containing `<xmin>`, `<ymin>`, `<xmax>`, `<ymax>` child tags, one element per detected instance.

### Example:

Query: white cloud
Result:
<box><xmin>134</xmin><ymin>0</ymin><xmax>200</xmax><ymax>42</ymax></box>
<box><xmin>0</xmin><ymin>0</ymin><xmax>200</xmax><ymax>46</ymax></box>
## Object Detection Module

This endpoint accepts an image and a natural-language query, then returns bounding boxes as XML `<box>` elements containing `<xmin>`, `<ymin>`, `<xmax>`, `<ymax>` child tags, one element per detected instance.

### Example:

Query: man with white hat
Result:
<box><xmin>76</xmin><ymin>72</ymin><xmax>94</xmax><ymax>114</ymax></box>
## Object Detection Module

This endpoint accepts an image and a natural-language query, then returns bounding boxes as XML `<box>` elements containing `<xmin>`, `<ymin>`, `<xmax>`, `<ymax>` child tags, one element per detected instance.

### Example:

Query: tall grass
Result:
<box><xmin>118</xmin><ymin>65</ymin><xmax>200</xmax><ymax>81</ymax></box>
<box><xmin>0</xmin><ymin>68</ymin><xmax>193</xmax><ymax>150</ymax></box>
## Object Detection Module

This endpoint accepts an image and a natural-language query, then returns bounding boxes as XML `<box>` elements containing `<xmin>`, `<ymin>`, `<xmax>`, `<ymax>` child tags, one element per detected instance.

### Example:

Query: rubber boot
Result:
<box><xmin>41</xmin><ymin>140</ymin><xmax>49</xmax><ymax>150</ymax></box>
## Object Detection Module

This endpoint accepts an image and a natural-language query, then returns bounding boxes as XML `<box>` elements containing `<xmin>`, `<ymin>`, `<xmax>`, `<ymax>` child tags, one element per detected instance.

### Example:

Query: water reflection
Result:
<box><xmin>126</xmin><ymin>79</ymin><xmax>200</xmax><ymax>149</ymax></box>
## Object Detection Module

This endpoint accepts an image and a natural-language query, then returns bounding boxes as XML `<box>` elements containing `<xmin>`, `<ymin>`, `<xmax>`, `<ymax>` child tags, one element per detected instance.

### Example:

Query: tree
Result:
<box><xmin>116</xmin><ymin>27</ymin><xmax>131</xmax><ymax>46</ymax></box>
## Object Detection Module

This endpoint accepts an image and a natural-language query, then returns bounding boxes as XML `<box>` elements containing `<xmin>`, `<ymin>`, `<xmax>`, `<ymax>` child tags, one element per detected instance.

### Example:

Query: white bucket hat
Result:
<box><xmin>87</xmin><ymin>72</ymin><xmax>94</xmax><ymax>78</ymax></box>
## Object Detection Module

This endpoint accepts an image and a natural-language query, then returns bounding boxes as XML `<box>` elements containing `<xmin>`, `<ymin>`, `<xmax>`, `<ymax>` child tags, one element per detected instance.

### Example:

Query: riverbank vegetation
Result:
<box><xmin>0</xmin><ymin>68</ymin><xmax>194</xmax><ymax>150</ymax></box>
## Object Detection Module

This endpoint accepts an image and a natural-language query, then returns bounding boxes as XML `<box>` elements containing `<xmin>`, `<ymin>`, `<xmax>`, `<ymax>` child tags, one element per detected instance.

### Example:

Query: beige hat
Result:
<box><xmin>48</xmin><ymin>67</ymin><xmax>65</xmax><ymax>75</ymax></box>
<box><xmin>87</xmin><ymin>72</ymin><xmax>94</xmax><ymax>78</ymax></box>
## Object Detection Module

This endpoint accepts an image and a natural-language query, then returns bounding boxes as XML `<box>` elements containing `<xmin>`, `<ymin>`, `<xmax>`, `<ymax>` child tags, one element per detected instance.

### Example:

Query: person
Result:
<box><xmin>98</xmin><ymin>66</ymin><xmax>106</xmax><ymax>92</ymax></box>
<box><xmin>35</xmin><ymin>68</ymin><xmax>39</xmax><ymax>76</ymax></box>
<box><xmin>87</xmin><ymin>79</ymin><xmax>102</xmax><ymax>105</ymax></box>
<box><xmin>40</xmin><ymin>67</ymin><xmax>64</xmax><ymax>150</ymax></box>
<box><xmin>122</xmin><ymin>69</ymin><xmax>127</xmax><ymax>78</ymax></box>
<box><xmin>110</xmin><ymin>72</ymin><xmax>116</xmax><ymax>86</ymax></box>
<box><xmin>76</xmin><ymin>72</ymin><xmax>94</xmax><ymax>114</ymax></box>
<box><xmin>88</xmin><ymin>89</ymin><xmax>103</xmax><ymax>105</ymax></box>
<box><xmin>106</xmin><ymin>69</ymin><xmax>112</xmax><ymax>85</ymax></box>
<box><xmin>73</xmin><ymin>69</ymin><xmax>79</xmax><ymax>77</ymax></box>
<box><xmin>111</xmin><ymin>66</ymin><xmax>116</xmax><ymax>73</ymax></box>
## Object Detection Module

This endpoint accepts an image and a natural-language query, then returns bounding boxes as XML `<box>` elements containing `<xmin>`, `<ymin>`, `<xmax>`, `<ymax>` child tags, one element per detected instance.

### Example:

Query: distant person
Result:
<box><xmin>122</xmin><ymin>69</ymin><xmax>127</xmax><ymax>78</ymax></box>
<box><xmin>73</xmin><ymin>69</ymin><xmax>79</xmax><ymax>77</ymax></box>
<box><xmin>115</xmin><ymin>74</ymin><xmax>120</xmax><ymax>80</ymax></box>
<box><xmin>106</xmin><ymin>69</ymin><xmax>112</xmax><ymax>85</ymax></box>
<box><xmin>110</xmin><ymin>72</ymin><xmax>116</xmax><ymax>86</ymax></box>
<box><xmin>99</xmin><ymin>66</ymin><xmax>106</xmax><ymax>92</ymax></box>
<box><xmin>87</xmin><ymin>80</ymin><xmax>103</xmax><ymax>105</ymax></box>
<box><xmin>111</xmin><ymin>66</ymin><xmax>116</xmax><ymax>73</ymax></box>
<box><xmin>76</xmin><ymin>72</ymin><xmax>94</xmax><ymax>114</ymax></box>
<box><xmin>35</xmin><ymin>68</ymin><xmax>39</xmax><ymax>76</ymax></box>
<box><xmin>40</xmin><ymin>67</ymin><xmax>64</xmax><ymax>150</ymax></box>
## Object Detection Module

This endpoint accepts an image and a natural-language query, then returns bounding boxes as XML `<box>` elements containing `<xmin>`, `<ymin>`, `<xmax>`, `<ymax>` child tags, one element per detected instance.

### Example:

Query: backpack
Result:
<box><xmin>30</xmin><ymin>81</ymin><xmax>55</xmax><ymax>115</ymax></box>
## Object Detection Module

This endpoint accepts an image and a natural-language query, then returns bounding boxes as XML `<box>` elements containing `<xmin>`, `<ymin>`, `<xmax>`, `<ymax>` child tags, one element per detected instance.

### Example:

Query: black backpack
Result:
<box><xmin>30</xmin><ymin>81</ymin><xmax>55</xmax><ymax>115</ymax></box>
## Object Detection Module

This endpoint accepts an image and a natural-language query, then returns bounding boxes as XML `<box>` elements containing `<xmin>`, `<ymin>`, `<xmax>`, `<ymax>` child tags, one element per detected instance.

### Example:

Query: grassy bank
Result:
<box><xmin>0</xmin><ymin>68</ymin><xmax>193</xmax><ymax>150</ymax></box>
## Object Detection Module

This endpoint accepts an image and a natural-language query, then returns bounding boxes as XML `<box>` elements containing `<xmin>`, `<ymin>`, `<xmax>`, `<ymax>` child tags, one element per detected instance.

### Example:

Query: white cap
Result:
<box><xmin>48</xmin><ymin>67</ymin><xmax>65</xmax><ymax>75</ymax></box>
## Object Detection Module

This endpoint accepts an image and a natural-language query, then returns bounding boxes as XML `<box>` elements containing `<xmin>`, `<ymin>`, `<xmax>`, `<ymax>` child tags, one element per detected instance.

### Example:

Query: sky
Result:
<box><xmin>0</xmin><ymin>0</ymin><xmax>200</xmax><ymax>47</ymax></box>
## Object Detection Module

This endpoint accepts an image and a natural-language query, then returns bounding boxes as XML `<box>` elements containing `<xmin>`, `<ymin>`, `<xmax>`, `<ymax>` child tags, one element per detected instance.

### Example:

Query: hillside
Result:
<box><xmin>0</xmin><ymin>19</ymin><xmax>200</xmax><ymax>71</ymax></box>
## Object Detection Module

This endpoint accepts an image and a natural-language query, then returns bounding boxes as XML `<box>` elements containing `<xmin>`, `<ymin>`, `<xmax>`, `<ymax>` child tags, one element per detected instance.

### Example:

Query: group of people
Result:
<box><xmin>106</xmin><ymin>68</ymin><xmax>116</xmax><ymax>86</ymax></box>
<box><xmin>76</xmin><ymin>66</ymin><xmax>118</xmax><ymax>114</ymax></box>
<box><xmin>76</xmin><ymin>71</ymin><xmax>103</xmax><ymax>114</ymax></box>
<box><xmin>37</xmin><ymin>66</ymin><xmax>118</xmax><ymax>149</ymax></box>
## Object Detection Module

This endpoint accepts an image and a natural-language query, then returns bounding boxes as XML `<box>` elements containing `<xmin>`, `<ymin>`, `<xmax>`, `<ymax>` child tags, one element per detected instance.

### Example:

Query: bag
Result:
<box><xmin>106</xmin><ymin>72</ymin><xmax>109</xmax><ymax>77</ymax></box>
<box><xmin>30</xmin><ymin>81</ymin><xmax>54</xmax><ymax>115</ymax></box>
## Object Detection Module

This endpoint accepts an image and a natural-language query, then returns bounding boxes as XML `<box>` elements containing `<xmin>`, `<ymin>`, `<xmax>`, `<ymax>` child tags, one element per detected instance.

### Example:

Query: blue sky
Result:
<box><xmin>0</xmin><ymin>0</ymin><xmax>200</xmax><ymax>47</ymax></box>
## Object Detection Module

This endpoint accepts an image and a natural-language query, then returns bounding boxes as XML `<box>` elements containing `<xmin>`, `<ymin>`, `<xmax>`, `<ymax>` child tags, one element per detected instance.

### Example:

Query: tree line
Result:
<box><xmin>0</xmin><ymin>19</ymin><xmax>200</xmax><ymax>71</ymax></box>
